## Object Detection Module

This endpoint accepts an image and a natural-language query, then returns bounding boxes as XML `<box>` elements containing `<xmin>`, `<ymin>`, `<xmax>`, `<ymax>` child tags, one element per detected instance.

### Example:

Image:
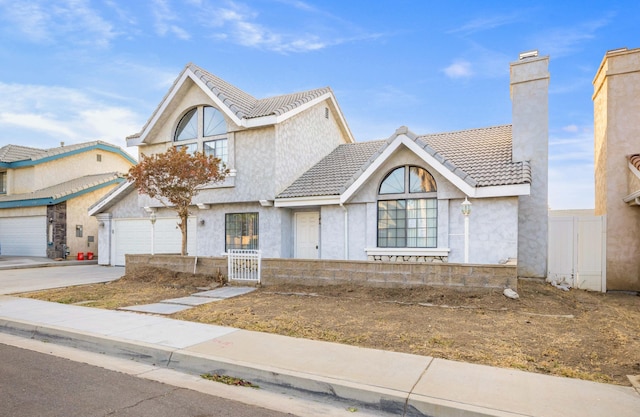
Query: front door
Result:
<box><xmin>295</xmin><ymin>212</ymin><xmax>319</xmax><ymax>259</ymax></box>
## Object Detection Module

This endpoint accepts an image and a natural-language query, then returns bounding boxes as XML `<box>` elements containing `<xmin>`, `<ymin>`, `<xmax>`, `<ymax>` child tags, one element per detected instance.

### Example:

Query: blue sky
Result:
<box><xmin>0</xmin><ymin>0</ymin><xmax>637</xmax><ymax>209</ymax></box>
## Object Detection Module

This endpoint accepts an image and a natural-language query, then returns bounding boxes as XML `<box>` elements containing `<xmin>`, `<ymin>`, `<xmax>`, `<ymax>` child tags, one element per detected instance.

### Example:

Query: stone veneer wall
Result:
<box><xmin>126</xmin><ymin>255</ymin><xmax>517</xmax><ymax>291</ymax></box>
<box><xmin>367</xmin><ymin>255</ymin><xmax>448</xmax><ymax>263</ymax></box>
<box><xmin>46</xmin><ymin>202</ymin><xmax>66</xmax><ymax>259</ymax></box>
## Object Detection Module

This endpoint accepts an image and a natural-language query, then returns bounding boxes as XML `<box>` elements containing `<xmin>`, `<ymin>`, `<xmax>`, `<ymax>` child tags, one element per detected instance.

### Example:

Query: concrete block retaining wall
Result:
<box><xmin>126</xmin><ymin>255</ymin><xmax>517</xmax><ymax>291</ymax></box>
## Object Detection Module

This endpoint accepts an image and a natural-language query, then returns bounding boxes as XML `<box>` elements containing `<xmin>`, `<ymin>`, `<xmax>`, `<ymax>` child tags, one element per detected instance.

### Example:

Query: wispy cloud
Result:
<box><xmin>192</xmin><ymin>0</ymin><xmax>381</xmax><ymax>53</ymax></box>
<box><xmin>548</xmin><ymin>126</ymin><xmax>595</xmax><ymax>209</ymax></box>
<box><xmin>0</xmin><ymin>0</ymin><xmax>117</xmax><ymax>47</ymax></box>
<box><xmin>549</xmin><ymin>127</ymin><xmax>593</xmax><ymax>162</ymax></box>
<box><xmin>448</xmin><ymin>12</ymin><xmax>521</xmax><ymax>35</ymax></box>
<box><xmin>196</xmin><ymin>1</ymin><xmax>326</xmax><ymax>52</ymax></box>
<box><xmin>531</xmin><ymin>14</ymin><xmax>614</xmax><ymax>58</ymax></box>
<box><xmin>443</xmin><ymin>60</ymin><xmax>473</xmax><ymax>79</ymax></box>
<box><xmin>151</xmin><ymin>0</ymin><xmax>191</xmax><ymax>40</ymax></box>
<box><xmin>0</xmin><ymin>83</ymin><xmax>141</xmax><ymax>150</ymax></box>
<box><xmin>370</xmin><ymin>85</ymin><xmax>420</xmax><ymax>107</ymax></box>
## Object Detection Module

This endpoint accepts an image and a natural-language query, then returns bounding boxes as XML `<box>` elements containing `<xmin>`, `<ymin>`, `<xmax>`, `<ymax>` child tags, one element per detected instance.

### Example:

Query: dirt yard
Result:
<box><xmin>21</xmin><ymin>267</ymin><xmax>640</xmax><ymax>386</ymax></box>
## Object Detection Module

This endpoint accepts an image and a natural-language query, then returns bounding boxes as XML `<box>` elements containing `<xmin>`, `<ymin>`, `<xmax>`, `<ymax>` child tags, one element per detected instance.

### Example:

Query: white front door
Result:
<box><xmin>295</xmin><ymin>212</ymin><xmax>319</xmax><ymax>259</ymax></box>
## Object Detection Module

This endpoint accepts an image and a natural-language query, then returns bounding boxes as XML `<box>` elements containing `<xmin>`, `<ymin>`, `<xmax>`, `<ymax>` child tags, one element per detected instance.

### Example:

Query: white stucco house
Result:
<box><xmin>90</xmin><ymin>52</ymin><xmax>549</xmax><ymax>278</ymax></box>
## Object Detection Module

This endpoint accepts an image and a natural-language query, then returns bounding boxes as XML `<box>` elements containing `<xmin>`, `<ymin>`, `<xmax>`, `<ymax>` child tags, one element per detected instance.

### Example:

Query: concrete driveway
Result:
<box><xmin>0</xmin><ymin>262</ymin><xmax>124</xmax><ymax>295</ymax></box>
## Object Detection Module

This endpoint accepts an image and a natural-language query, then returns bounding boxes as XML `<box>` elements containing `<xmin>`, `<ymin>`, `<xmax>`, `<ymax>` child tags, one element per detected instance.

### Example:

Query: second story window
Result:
<box><xmin>0</xmin><ymin>171</ymin><xmax>6</xmax><ymax>194</ymax></box>
<box><xmin>174</xmin><ymin>106</ymin><xmax>228</xmax><ymax>164</ymax></box>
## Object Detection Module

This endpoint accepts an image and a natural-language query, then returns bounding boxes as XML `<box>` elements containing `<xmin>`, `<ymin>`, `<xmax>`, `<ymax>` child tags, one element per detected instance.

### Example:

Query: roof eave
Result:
<box><xmin>0</xmin><ymin>177</ymin><xmax>125</xmax><ymax>209</ymax></box>
<box><xmin>274</xmin><ymin>195</ymin><xmax>340</xmax><ymax>207</ymax></box>
<box><xmin>88</xmin><ymin>180</ymin><xmax>135</xmax><ymax>216</ymax></box>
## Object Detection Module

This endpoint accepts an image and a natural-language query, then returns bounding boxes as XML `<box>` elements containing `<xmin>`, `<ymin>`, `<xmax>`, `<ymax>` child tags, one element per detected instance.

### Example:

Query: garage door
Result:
<box><xmin>113</xmin><ymin>217</ymin><xmax>196</xmax><ymax>266</ymax></box>
<box><xmin>0</xmin><ymin>216</ymin><xmax>47</xmax><ymax>256</ymax></box>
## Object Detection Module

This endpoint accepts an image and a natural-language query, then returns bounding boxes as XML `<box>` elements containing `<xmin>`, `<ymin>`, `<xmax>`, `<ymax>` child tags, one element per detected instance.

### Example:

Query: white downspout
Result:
<box><xmin>340</xmin><ymin>203</ymin><xmax>349</xmax><ymax>259</ymax></box>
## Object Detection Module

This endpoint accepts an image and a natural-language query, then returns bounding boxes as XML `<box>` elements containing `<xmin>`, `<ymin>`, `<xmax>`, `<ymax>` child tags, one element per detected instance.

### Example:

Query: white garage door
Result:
<box><xmin>0</xmin><ymin>216</ymin><xmax>47</xmax><ymax>256</ymax></box>
<box><xmin>113</xmin><ymin>217</ymin><xmax>196</xmax><ymax>266</ymax></box>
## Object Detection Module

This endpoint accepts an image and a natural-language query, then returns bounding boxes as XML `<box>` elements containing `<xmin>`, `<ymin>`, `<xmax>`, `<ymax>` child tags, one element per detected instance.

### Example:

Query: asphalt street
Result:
<box><xmin>0</xmin><ymin>343</ymin><xmax>293</xmax><ymax>417</ymax></box>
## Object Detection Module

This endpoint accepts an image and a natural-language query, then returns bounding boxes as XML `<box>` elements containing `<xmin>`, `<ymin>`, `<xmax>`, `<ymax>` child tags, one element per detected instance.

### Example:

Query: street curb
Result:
<box><xmin>0</xmin><ymin>317</ymin><xmax>510</xmax><ymax>417</ymax></box>
<box><xmin>0</xmin><ymin>260</ymin><xmax>98</xmax><ymax>271</ymax></box>
<box><xmin>0</xmin><ymin>317</ymin><xmax>174</xmax><ymax>366</ymax></box>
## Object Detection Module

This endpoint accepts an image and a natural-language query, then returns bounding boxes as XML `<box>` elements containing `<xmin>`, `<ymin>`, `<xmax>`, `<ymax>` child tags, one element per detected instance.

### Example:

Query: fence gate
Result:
<box><xmin>227</xmin><ymin>249</ymin><xmax>261</xmax><ymax>283</ymax></box>
<box><xmin>548</xmin><ymin>213</ymin><xmax>605</xmax><ymax>292</ymax></box>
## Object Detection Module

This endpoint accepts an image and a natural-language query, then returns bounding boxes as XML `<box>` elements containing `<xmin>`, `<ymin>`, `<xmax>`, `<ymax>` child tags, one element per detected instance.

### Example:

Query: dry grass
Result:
<box><xmin>21</xmin><ymin>268</ymin><xmax>640</xmax><ymax>386</ymax></box>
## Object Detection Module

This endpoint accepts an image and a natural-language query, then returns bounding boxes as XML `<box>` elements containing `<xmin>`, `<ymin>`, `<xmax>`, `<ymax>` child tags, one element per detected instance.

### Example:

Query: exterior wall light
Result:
<box><xmin>149</xmin><ymin>211</ymin><xmax>156</xmax><ymax>255</ymax></box>
<box><xmin>461</xmin><ymin>197</ymin><xmax>472</xmax><ymax>263</ymax></box>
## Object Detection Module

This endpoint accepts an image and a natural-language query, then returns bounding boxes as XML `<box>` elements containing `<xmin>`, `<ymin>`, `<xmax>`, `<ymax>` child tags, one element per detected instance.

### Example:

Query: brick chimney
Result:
<box><xmin>510</xmin><ymin>51</ymin><xmax>550</xmax><ymax>278</ymax></box>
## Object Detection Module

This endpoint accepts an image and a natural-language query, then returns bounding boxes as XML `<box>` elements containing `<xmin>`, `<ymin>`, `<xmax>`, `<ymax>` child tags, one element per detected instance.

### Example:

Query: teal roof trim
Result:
<box><xmin>3</xmin><ymin>143</ymin><xmax>136</xmax><ymax>168</ymax></box>
<box><xmin>0</xmin><ymin>177</ymin><xmax>125</xmax><ymax>209</ymax></box>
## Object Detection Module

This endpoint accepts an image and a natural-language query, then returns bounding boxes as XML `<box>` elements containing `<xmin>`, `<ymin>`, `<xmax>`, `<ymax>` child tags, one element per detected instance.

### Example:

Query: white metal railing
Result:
<box><xmin>227</xmin><ymin>249</ymin><xmax>261</xmax><ymax>283</ymax></box>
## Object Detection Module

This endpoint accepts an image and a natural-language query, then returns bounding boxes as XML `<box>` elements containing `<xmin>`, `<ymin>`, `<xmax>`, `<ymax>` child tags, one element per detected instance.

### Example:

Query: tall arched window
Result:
<box><xmin>377</xmin><ymin>166</ymin><xmax>437</xmax><ymax>248</ymax></box>
<box><xmin>173</xmin><ymin>106</ymin><xmax>228</xmax><ymax>164</ymax></box>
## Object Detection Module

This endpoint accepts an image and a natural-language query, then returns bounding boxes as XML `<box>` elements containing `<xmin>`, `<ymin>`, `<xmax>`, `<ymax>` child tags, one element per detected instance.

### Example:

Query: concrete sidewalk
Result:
<box><xmin>0</xmin><ymin>255</ymin><xmax>97</xmax><ymax>270</ymax></box>
<box><xmin>1</xmin><ymin>296</ymin><xmax>638</xmax><ymax>416</ymax></box>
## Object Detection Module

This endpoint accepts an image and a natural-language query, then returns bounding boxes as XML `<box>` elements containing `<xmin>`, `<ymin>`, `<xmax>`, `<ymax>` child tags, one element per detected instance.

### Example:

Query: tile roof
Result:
<box><xmin>277</xmin><ymin>125</ymin><xmax>531</xmax><ymax>199</ymax></box>
<box><xmin>0</xmin><ymin>172</ymin><xmax>124</xmax><ymax>205</ymax></box>
<box><xmin>0</xmin><ymin>141</ymin><xmax>133</xmax><ymax>165</ymax></box>
<box><xmin>189</xmin><ymin>63</ymin><xmax>332</xmax><ymax>119</ymax></box>
<box><xmin>415</xmin><ymin>124</ymin><xmax>530</xmax><ymax>187</ymax></box>
<box><xmin>0</xmin><ymin>144</ymin><xmax>46</xmax><ymax>162</ymax></box>
<box><xmin>278</xmin><ymin>140</ymin><xmax>386</xmax><ymax>198</ymax></box>
<box><xmin>129</xmin><ymin>63</ymin><xmax>333</xmax><ymax>140</ymax></box>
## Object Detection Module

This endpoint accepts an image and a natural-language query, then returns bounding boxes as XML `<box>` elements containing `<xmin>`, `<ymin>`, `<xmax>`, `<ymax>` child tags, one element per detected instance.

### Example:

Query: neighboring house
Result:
<box><xmin>0</xmin><ymin>141</ymin><xmax>135</xmax><ymax>258</ymax></box>
<box><xmin>91</xmin><ymin>53</ymin><xmax>549</xmax><ymax>279</ymax></box>
<box><xmin>593</xmin><ymin>47</ymin><xmax>640</xmax><ymax>291</ymax></box>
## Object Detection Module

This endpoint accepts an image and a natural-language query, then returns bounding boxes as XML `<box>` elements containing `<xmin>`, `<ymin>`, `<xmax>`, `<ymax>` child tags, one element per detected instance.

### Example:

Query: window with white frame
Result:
<box><xmin>377</xmin><ymin>165</ymin><xmax>437</xmax><ymax>248</ymax></box>
<box><xmin>225</xmin><ymin>213</ymin><xmax>259</xmax><ymax>251</ymax></box>
<box><xmin>174</xmin><ymin>105</ymin><xmax>228</xmax><ymax>164</ymax></box>
<box><xmin>0</xmin><ymin>171</ymin><xmax>6</xmax><ymax>194</ymax></box>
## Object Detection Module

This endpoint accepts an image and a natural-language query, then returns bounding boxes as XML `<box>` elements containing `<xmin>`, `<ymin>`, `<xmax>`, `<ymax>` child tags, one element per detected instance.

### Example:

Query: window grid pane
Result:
<box><xmin>204</xmin><ymin>139</ymin><xmax>228</xmax><ymax>164</ymax></box>
<box><xmin>225</xmin><ymin>213</ymin><xmax>259</xmax><ymax>251</ymax></box>
<box><xmin>377</xmin><ymin>198</ymin><xmax>436</xmax><ymax>248</ymax></box>
<box><xmin>409</xmin><ymin>166</ymin><xmax>437</xmax><ymax>193</ymax></box>
<box><xmin>379</xmin><ymin>167</ymin><xmax>405</xmax><ymax>194</ymax></box>
<box><xmin>175</xmin><ymin>108</ymin><xmax>197</xmax><ymax>141</ymax></box>
<box><xmin>0</xmin><ymin>172</ymin><xmax>6</xmax><ymax>194</ymax></box>
<box><xmin>203</xmin><ymin>106</ymin><xmax>226</xmax><ymax>137</ymax></box>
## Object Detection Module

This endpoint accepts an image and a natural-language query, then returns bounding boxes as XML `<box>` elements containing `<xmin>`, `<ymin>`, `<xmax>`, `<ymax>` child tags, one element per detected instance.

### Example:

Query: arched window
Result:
<box><xmin>173</xmin><ymin>106</ymin><xmax>228</xmax><ymax>164</ymax></box>
<box><xmin>174</xmin><ymin>108</ymin><xmax>197</xmax><ymax>141</ymax></box>
<box><xmin>377</xmin><ymin>166</ymin><xmax>437</xmax><ymax>248</ymax></box>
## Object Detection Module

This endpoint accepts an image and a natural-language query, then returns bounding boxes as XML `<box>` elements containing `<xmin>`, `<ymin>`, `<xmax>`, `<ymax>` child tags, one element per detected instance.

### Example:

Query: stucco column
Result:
<box><xmin>593</xmin><ymin>47</ymin><xmax>640</xmax><ymax>291</ymax></box>
<box><xmin>95</xmin><ymin>213</ymin><xmax>112</xmax><ymax>265</ymax></box>
<box><xmin>510</xmin><ymin>53</ymin><xmax>550</xmax><ymax>278</ymax></box>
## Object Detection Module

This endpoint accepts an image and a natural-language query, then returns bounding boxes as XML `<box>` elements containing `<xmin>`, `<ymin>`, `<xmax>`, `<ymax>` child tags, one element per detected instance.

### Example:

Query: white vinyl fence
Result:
<box><xmin>548</xmin><ymin>211</ymin><xmax>606</xmax><ymax>292</ymax></box>
<box><xmin>227</xmin><ymin>249</ymin><xmax>261</xmax><ymax>283</ymax></box>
